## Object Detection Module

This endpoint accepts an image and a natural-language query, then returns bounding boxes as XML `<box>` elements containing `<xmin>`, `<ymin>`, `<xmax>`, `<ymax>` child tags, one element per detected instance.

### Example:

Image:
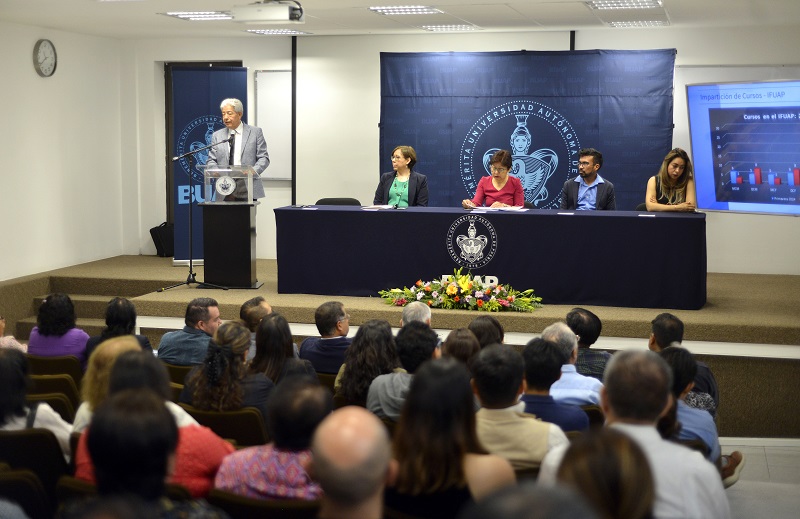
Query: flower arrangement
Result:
<box><xmin>378</xmin><ymin>268</ymin><xmax>542</xmax><ymax>313</ymax></box>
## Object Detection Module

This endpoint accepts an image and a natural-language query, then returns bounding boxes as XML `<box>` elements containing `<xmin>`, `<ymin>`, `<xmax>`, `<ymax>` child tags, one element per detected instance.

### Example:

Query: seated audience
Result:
<box><xmin>27</xmin><ymin>293</ymin><xmax>90</xmax><ymax>369</ymax></box>
<box><xmin>215</xmin><ymin>376</ymin><xmax>332</xmax><ymax>500</ymax></box>
<box><xmin>367</xmin><ymin>321</ymin><xmax>439</xmax><ymax>420</ymax></box>
<box><xmin>249</xmin><ymin>313</ymin><xmax>316</xmax><ymax>384</ymax></box>
<box><xmin>84</xmin><ymin>297</ymin><xmax>152</xmax><ymax>360</ymax></box>
<box><xmin>298</xmin><ymin>301</ymin><xmax>352</xmax><ymax>374</ymax></box>
<box><xmin>67</xmin><ymin>389</ymin><xmax>227</xmax><ymax>517</ymax></box>
<box><xmin>556</xmin><ymin>428</ymin><xmax>655</xmax><ymax>519</ymax></box>
<box><xmin>441</xmin><ymin>328</ymin><xmax>481</xmax><ymax>370</ymax></box>
<box><xmin>180</xmin><ymin>321</ymin><xmax>274</xmax><ymax>428</ymax></box>
<box><xmin>0</xmin><ymin>347</ymin><xmax>71</xmax><ymax>458</ymax></box>
<box><xmin>467</xmin><ymin>314</ymin><xmax>505</xmax><ymax>349</ymax></box>
<box><xmin>400</xmin><ymin>301</ymin><xmax>432</xmax><ymax>326</ymax></box>
<box><xmin>157</xmin><ymin>297</ymin><xmax>221</xmax><ymax>366</ymax></box>
<box><xmin>312</xmin><ymin>407</ymin><xmax>396</xmax><ymax>519</ymax></box>
<box><xmin>521</xmin><ymin>338</ymin><xmax>589</xmax><ymax>433</ymax></box>
<box><xmin>334</xmin><ymin>319</ymin><xmax>402</xmax><ymax>408</ymax></box>
<box><xmin>645</xmin><ymin>147</ymin><xmax>697</xmax><ymax>212</ymax></box>
<box><xmin>240</xmin><ymin>295</ymin><xmax>272</xmax><ymax>361</ymax></box>
<box><xmin>462</xmin><ymin>150</ymin><xmax>524</xmax><ymax>208</ymax></box>
<box><xmin>659</xmin><ymin>346</ymin><xmax>744</xmax><ymax>487</ymax></box>
<box><xmin>566</xmin><ymin>307</ymin><xmax>610</xmax><ymax>381</ymax></box>
<box><xmin>75</xmin><ymin>350</ymin><xmax>231</xmax><ymax>498</ymax></box>
<box><xmin>542</xmin><ymin>322</ymin><xmax>603</xmax><ymax>406</ymax></box>
<box><xmin>385</xmin><ymin>358</ymin><xmax>515</xmax><ymax>519</ymax></box>
<box><xmin>374</xmin><ymin>145</ymin><xmax>429</xmax><ymax>207</ymax></box>
<box><xmin>459</xmin><ymin>482</ymin><xmax>598</xmax><ymax>519</ymax></box>
<box><xmin>73</xmin><ymin>336</ymin><xmax>143</xmax><ymax>433</ymax></box>
<box><xmin>472</xmin><ymin>345</ymin><xmax>568</xmax><ymax>470</ymax></box>
<box><xmin>0</xmin><ymin>314</ymin><xmax>26</xmax><ymax>352</ymax></box>
<box><xmin>648</xmin><ymin>312</ymin><xmax>719</xmax><ymax>416</ymax></box>
<box><xmin>539</xmin><ymin>350</ymin><xmax>731</xmax><ymax>519</ymax></box>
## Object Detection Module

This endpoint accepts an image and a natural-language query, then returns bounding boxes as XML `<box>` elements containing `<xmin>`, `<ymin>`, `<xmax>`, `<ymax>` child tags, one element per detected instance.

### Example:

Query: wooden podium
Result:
<box><xmin>200</xmin><ymin>165</ymin><xmax>263</xmax><ymax>289</ymax></box>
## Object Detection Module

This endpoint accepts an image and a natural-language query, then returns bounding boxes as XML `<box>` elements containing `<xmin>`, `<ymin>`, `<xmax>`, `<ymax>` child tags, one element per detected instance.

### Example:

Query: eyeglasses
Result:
<box><xmin>338</xmin><ymin>314</ymin><xmax>350</xmax><ymax>322</ymax></box>
<box><xmin>578</xmin><ymin>161</ymin><xmax>593</xmax><ymax>167</ymax></box>
<box><xmin>490</xmin><ymin>166</ymin><xmax>508</xmax><ymax>173</ymax></box>
<box><xmin>391</xmin><ymin>156</ymin><xmax>404</xmax><ymax>161</ymax></box>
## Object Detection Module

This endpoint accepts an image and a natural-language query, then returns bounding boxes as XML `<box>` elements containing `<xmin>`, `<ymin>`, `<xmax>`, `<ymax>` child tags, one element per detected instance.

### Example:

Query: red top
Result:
<box><xmin>74</xmin><ymin>424</ymin><xmax>234</xmax><ymax>498</ymax></box>
<box><xmin>471</xmin><ymin>175</ymin><xmax>524</xmax><ymax>207</ymax></box>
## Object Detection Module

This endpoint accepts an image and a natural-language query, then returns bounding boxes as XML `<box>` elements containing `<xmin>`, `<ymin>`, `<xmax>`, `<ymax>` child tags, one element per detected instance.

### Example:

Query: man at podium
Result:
<box><xmin>206</xmin><ymin>97</ymin><xmax>269</xmax><ymax>201</ymax></box>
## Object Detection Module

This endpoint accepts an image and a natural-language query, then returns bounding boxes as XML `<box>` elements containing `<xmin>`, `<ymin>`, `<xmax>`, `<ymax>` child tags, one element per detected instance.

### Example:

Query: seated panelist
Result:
<box><xmin>462</xmin><ymin>150</ymin><xmax>524</xmax><ymax>209</ymax></box>
<box><xmin>374</xmin><ymin>145</ymin><xmax>429</xmax><ymax>207</ymax></box>
<box><xmin>645</xmin><ymin>148</ymin><xmax>697</xmax><ymax>212</ymax></box>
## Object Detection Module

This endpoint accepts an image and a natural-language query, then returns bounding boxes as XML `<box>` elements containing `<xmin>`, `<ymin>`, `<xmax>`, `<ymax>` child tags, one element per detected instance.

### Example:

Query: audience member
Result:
<box><xmin>458</xmin><ymin>482</ymin><xmax>598</xmax><ymax>519</ymax></box>
<box><xmin>566</xmin><ymin>307</ymin><xmax>610</xmax><ymax>380</ymax></box>
<box><xmin>367</xmin><ymin>321</ymin><xmax>439</xmax><ymax>420</ymax></box>
<box><xmin>0</xmin><ymin>347</ymin><xmax>71</xmax><ymax>458</ymax></box>
<box><xmin>27</xmin><ymin>293</ymin><xmax>90</xmax><ymax>368</ymax></box>
<box><xmin>521</xmin><ymin>338</ymin><xmax>589</xmax><ymax>432</ymax></box>
<box><xmin>556</xmin><ymin>428</ymin><xmax>655</xmax><ymax>519</ymax></box>
<box><xmin>72</xmin><ymin>336</ymin><xmax>143</xmax><ymax>433</ymax></box>
<box><xmin>70</xmin><ymin>390</ymin><xmax>227</xmax><ymax>517</ymax></box>
<box><xmin>467</xmin><ymin>315</ymin><xmax>504</xmax><ymax>349</ymax></box>
<box><xmin>0</xmin><ymin>314</ymin><xmax>26</xmax><ymax>352</ymax></box>
<box><xmin>539</xmin><ymin>350</ymin><xmax>731</xmax><ymax>519</ymax></box>
<box><xmin>385</xmin><ymin>358</ymin><xmax>515</xmax><ymax>518</ymax></box>
<box><xmin>334</xmin><ymin>319</ymin><xmax>402</xmax><ymax>408</ymax></box>
<box><xmin>249</xmin><ymin>313</ymin><xmax>316</xmax><ymax>384</ymax></box>
<box><xmin>648</xmin><ymin>313</ymin><xmax>719</xmax><ymax>416</ymax></box>
<box><xmin>441</xmin><ymin>328</ymin><xmax>480</xmax><ymax>370</ymax></box>
<box><xmin>472</xmin><ymin>345</ymin><xmax>568</xmax><ymax>470</ymax></box>
<box><xmin>239</xmin><ymin>296</ymin><xmax>272</xmax><ymax>361</ymax></box>
<box><xmin>180</xmin><ymin>321</ymin><xmax>274</xmax><ymax>428</ymax></box>
<box><xmin>75</xmin><ymin>350</ymin><xmax>231</xmax><ymax>498</ymax></box>
<box><xmin>542</xmin><ymin>322</ymin><xmax>603</xmax><ymax>406</ymax></box>
<box><xmin>84</xmin><ymin>297</ymin><xmax>152</xmax><ymax>360</ymax></box>
<box><xmin>298</xmin><ymin>301</ymin><xmax>352</xmax><ymax>374</ymax></box>
<box><xmin>157</xmin><ymin>297</ymin><xmax>221</xmax><ymax>366</ymax></box>
<box><xmin>401</xmin><ymin>301</ymin><xmax>432</xmax><ymax>326</ymax></box>
<box><xmin>215</xmin><ymin>376</ymin><xmax>332</xmax><ymax>500</ymax></box>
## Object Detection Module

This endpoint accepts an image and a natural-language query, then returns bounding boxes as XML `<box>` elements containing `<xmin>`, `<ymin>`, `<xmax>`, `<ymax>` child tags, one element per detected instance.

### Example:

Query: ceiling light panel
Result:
<box><xmin>586</xmin><ymin>1</ymin><xmax>663</xmax><ymax>9</ymax></box>
<box><xmin>369</xmin><ymin>6</ymin><xmax>444</xmax><ymax>16</ymax></box>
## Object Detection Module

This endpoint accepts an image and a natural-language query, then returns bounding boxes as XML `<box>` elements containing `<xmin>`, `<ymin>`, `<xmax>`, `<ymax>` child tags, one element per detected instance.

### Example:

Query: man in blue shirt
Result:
<box><xmin>559</xmin><ymin>148</ymin><xmax>616</xmax><ymax>210</ymax></box>
<box><xmin>157</xmin><ymin>297</ymin><xmax>221</xmax><ymax>366</ymax></box>
<box><xmin>542</xmin><ymin>322</ymin><xmax>604</xmax><ymax>406</ymax></box>
<box><xmin>299</xmin><ymin>301</ymin><xmax>352</xmax><ymax>373</ymax></box>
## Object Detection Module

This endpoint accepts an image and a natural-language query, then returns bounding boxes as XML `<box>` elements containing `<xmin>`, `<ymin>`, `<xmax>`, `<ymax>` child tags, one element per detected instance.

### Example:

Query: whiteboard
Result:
<box><xmin>673</xmin><ymin>65</ymin><xmax>800</xmax><ymax>153</ymax></box>
<box><xmin>255</xmin><ymin>70</ymin><xmax>292</xmax><ymax>180</ymax></box>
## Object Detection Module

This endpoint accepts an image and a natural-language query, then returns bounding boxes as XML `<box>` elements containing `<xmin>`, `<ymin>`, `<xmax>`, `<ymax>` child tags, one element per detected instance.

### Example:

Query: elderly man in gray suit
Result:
<box><xmin>206</xmin><ymin>97</ymin><xmax>269</xmax><ymax>200</ymax></box>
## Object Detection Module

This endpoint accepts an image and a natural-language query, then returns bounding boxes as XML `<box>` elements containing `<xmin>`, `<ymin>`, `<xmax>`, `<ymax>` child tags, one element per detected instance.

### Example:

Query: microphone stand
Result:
<box><xmin>158</xmin><ymin>138</ymin><xmax>233</xmax><ymax>292</ymax></box>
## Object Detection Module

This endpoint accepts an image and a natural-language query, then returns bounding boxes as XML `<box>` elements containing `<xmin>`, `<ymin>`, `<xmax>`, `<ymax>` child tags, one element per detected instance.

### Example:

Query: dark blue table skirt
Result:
<box><xmin>274</xmin><ymin>206</ymin><xmax>706</xmax><ymax>310</ymax></box>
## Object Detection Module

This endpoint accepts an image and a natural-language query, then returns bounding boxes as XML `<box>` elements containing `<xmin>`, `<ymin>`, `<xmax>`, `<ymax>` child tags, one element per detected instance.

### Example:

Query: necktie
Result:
<box><xmin>228</xmin><ymin>132</ymin><xmax>236</xmax><ymax>166</ymax></box>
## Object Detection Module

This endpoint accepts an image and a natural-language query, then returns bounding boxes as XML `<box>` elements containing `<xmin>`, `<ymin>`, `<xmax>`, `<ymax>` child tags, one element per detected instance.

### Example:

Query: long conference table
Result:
<box><xmin>274</xmin><ymin>206</ymin><xmax>707</xmax><ymax>310</ymax></box>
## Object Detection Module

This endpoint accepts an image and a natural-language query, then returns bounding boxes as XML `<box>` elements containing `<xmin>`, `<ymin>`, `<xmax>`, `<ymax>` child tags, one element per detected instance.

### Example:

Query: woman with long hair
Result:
<box><xmin>249</xmin><ymin>313</ymin><xmax>315</xmax><ymax>384</ymax></box>
<box><xmin>645</xmin><ymin>147</ymin><xmax>696</xmax><ymax>212</ymax></box>
<box><xmin>180</xmin><ymin>321</ymin><xmax>274</xmax><ymax>428</ymax></box>
<box><xmin>334</xmin><ymin>319</ymin><xmax>401</xmax><ymax>408</ymax></box>
<box><xmin>27</xmin><ymin>293</ymin><xmax>90</xmax><ymax>368</ymax></box>
<box><xmin>385</xmin><ymin>358</ymin><xmax>515</xmax><ymax>518</ymax></box>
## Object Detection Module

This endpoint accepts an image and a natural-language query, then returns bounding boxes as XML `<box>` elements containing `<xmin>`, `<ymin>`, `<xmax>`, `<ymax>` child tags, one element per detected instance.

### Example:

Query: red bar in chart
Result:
<box><xmin>754</xmin><ymin>166</ymin><xmax>762</xmax><ymax>184</ymax></box>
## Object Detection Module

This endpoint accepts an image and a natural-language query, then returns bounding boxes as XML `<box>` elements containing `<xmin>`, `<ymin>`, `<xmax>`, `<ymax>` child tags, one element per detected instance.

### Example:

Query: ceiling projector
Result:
<box><xmin>231</xmin><ymin>1</ymin><xmax>305</xmax><ymax>24</ymax></box>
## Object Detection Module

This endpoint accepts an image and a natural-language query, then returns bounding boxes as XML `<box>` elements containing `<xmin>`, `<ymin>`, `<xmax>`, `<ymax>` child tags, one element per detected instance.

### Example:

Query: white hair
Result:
<box><xmin>220</xmin><ymin>98</ymin><xmax>243</xmax><ymax>114</ymax></box>
<box><xmin>402</xmin><ymin>301</ymin><xmax>431</xmax><ymax>325</ymax></box>
<box><xmin>540</xmin><ymin>321</ymin><xmax>578</xmax><ymax>362</ymax></box>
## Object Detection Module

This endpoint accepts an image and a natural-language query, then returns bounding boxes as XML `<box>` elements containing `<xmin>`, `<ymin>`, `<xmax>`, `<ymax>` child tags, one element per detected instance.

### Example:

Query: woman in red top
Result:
<box><xmin>462</xmin><ymin>150</ymin><xmax>524</xmax><ymax>208</ymax></box>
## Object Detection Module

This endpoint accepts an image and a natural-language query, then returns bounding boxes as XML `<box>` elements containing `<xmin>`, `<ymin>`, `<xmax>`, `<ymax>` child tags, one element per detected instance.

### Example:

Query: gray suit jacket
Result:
<box><xmin>206</xmin><ymin>122</ymin><xmax>269</xmax><ymax>199</ymax></box>
<box><xmin>559</xmin><ymin>176</ymin><xmax>616</xmax><ymax>210</ymax></box>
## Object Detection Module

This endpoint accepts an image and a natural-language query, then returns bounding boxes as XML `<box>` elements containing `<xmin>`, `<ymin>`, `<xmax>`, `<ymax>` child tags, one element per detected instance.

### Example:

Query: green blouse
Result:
<box><xmin>387</xmin><ymin>177</ymin><xmax>410</xmax><ymax>208</ymax></box>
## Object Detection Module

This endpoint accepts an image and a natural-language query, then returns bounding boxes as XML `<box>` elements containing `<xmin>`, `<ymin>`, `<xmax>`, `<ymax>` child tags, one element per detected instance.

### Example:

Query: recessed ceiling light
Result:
<box><xmin>161</xmin><ymin>12</ymin><xmax>232</xmax><ymax>21</ymax></box>
<box><xmin>608</xmin><ymin>20</ymin><xmax>669</xmax><ymax>27</ymax></box>
<box><xmin>369</xmin><ymin>6</ymin><xmax>443</xmax><ymax>16</ymax></box>
<box><xmin>247</xmin><ymin>29</ymin><xmax>311</xmax><ymax>35</ymax></box>
<box><xmin>586</xmin><ymin>1</ymin><xmax>662</xmax><ymax>9</ymax></box>
<box><xmin>420</xmin><ymin>25</ymin><xmax>480</xmax><ymax>32</ymax></box>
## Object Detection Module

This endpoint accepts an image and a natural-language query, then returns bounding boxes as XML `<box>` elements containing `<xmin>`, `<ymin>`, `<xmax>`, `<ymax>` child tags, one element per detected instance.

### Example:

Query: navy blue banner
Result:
<box><xmin>379</xmin><ymin>50</ymin><xmax>676</xmax><ymax>210</ymax></box>
<box><xmin>170</xmin><ymin>67</ymin><xmax>247</xmax><ymax>261</ymax></box>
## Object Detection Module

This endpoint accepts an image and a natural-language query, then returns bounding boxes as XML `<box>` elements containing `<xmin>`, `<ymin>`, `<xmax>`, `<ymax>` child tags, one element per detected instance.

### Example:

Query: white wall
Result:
<box><xmin>2</xmin><ymin>22</ymin><xmax>799</xmax><ymax>281</ymax></box>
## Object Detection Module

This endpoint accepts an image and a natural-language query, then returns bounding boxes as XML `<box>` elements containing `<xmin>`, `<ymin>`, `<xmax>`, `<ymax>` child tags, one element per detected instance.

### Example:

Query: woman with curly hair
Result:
<box><xmin>333</xmin><ymin>319</ymin><xmax>402</xmax><ymax>408</ymax></box>
<box><xmin>180</xmin><ymin>321</ymin><xmax>274</xmax><ymax>428</ymax></box>
<box><xmin>384</xmin><ymin>358</ymin><xmax>515</xmax><ymax>518</ymax></box>
<box><xmin>249</xmin><ymin>313</ymin><xmax>316</xmax><ymax>384</ymax></box>
<box><xmin>27</xmin><ymin>293</ymin><xmax>90</xmax><ymax>368</ymax></box>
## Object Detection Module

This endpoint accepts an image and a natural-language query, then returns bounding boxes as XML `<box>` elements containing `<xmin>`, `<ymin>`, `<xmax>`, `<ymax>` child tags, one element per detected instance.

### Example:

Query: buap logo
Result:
<box><xmin>447</xmin><ymin>215</ymin><xmax>497</xmax><ymax>269</ymax></box>
<box><xmin>177</xmin><ymin>115</ymin><xmax>225</xmax><ymax>184</ymax></box>
<box><xmin>460</xmin><ymin>101</ymin><xmax>581</xmax><ymax>208</ymax></box>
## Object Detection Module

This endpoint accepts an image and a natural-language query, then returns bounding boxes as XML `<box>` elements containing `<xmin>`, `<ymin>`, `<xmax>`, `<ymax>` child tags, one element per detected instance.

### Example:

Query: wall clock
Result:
<box><xmin>33</xmin><ymin>39</ymin><xmax>57</xmax><ymax>77</ymax></box>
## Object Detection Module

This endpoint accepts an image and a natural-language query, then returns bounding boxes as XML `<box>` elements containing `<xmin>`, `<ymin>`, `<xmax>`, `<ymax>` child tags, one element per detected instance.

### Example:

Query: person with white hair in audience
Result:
<box><xmin>401</xmin><ymin>301</ymin><xmax>431</xmax><ymax>326</ymax></box>
<box><xmin>542</xmin><ymin>321</ymin><xmax>603</xmax><ymax>406</ymax></box>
